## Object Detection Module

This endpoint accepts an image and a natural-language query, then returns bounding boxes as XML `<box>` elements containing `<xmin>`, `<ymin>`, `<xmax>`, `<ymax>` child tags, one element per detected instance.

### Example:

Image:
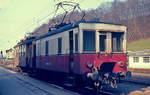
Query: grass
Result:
<box><xmin>127</xmin><ymin>38</ymin><xmax>150</xmax><ymax>51</ymax></box>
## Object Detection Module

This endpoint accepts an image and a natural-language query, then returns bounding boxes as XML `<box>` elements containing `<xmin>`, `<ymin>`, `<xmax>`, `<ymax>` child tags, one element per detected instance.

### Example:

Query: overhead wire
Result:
<box><xmin>38</xmin><ymin>0</ymin><xmax>85</xmax><ymax>24</ymax></box>
<box><xmin>53</xmin><ymin>0</ymin><xmax>86</xmax><ymax>24</ymax></box>
<box><xmin>22</xmin><ymin>0</ymin><xmax>86</xmax><ymax>34</ymax></box>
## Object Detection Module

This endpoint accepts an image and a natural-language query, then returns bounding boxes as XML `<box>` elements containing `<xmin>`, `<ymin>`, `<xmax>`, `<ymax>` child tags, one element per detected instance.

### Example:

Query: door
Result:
<box><xmin>32</xmin><ymin>44</ymin><xmax>36</xmax><ymax>69</ymax></box>
<box><xmin>26</xmin><ymin>44</ymin><xmax>32</xmax><ymax>68</ymax></box>
<box><xmin>69</xmin><ymin>31</ymin><xmax>74</xmax><ymax>73</ymax></box>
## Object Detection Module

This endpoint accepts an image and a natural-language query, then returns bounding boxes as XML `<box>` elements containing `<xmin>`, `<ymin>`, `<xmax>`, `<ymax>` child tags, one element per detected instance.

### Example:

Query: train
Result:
<box><xmin>16</xmin><ymin>20</ymin><xmax>131</xmax><ymax>90</ymax></box>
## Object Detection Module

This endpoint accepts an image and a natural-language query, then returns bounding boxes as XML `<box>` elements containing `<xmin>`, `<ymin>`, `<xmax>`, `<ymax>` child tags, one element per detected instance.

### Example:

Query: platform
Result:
<box><xmin>0</xmin><ymin>67</ymin><xmax>79</xmax><ymax>95</ymax></box>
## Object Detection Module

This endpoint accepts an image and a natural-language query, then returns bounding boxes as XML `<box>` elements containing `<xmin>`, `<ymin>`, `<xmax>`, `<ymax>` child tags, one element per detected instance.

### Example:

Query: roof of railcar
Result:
<box><xmin>18</xmin><ymin>37</ymin><xmax>35</xmax><ymax>45</ymax></box>
<box><xmin>35</xmin><ymin>20</ymin><xmax>125</xmax><ymax>40</ymax></box>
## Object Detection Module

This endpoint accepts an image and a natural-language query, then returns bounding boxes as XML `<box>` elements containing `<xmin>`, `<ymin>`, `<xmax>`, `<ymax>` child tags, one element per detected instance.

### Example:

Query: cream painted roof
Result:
<box><xmin>128</xmin><ymin>50</ymin><xmax>150</xmax><ymax>56</ymax></box>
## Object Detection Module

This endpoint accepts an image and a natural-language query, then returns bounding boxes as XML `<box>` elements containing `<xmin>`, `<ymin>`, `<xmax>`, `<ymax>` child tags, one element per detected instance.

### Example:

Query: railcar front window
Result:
<box><xmin>99</xmin><ymin>35</ymin><xmax>106</xmax><ymax>52</ymax></box>
<box><xmin>83</xmin><ymin>31</ymin><xmax>95</xmax><ymax>52</ymax></box>
<box><xmin>112</xmin><ymin>32</ymin><xmax>123</xmax><ymax>52</ymax></box>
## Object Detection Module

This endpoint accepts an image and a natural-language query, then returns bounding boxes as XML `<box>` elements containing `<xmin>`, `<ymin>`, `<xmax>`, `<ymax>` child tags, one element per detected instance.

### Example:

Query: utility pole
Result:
<box><xmin>0</xmin><ymin>51</ymin><xmax>4</xmax><ymax>65</ymax></box>
<box><xmin>0</xmin><ymin>51</ymin><xmax>3</xmax><ymax>58</ymax></box>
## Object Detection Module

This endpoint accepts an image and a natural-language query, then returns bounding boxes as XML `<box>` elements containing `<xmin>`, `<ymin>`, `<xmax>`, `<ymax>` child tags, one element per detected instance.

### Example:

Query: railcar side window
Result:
<box><xmin>45</xmin><ymin>41</ymin><xmax>49</xmax><ymax>56</ymax></box>
<box><xmin>112</xmin><ymin>32</ymin><xmax>123</xmax><ymax>52</ymax></box>
<box><xmin>37</xmin><ymin>42</ymin><xmax>40</xmax><ymax>56</ymax></box>
<box><xmin>83</xmin><ymin>31</ymin><xmax>95</xmax><ymax>52</ymax></box>
<box><xmin>99</xmin><ymin>35</ymin><xmax>106</xmax><ymax>52</ymax></box>
<box><xmin>58</xmin><ymin>37</ymin><xmax>62</xmax><ymax>54</ymax></box>
<box><xmin>75</xmin><ymin>33</ymin><xmax>78</xmax><ymax>52</ymax></box>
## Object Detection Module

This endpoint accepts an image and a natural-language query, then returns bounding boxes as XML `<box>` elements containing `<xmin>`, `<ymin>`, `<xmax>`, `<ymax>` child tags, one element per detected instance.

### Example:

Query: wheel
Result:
<box><xmin>110</xmin><ymin>79</ymin><xmax>117</xmax><ymax>88</ymax></box>
<box><xmin>93</xmin><ymin>81</ymin><xmax>103</xmax><ymax>95</ymax></box>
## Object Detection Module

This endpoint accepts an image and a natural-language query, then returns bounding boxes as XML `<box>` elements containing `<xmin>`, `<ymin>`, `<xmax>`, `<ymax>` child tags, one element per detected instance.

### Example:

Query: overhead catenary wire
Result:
<box><xmin>21</xmin><ymin>0</ymin><xmax>86</xmax><ymax>35</ymax></box>
<box><xmin>28</xmin><ymin>0</ymin><xmax>84</xmax><ymax>27</ymax></box>
<box><xmin>52</xmin><ymin>0</ymin><xmax>86</xmax><ymax>24</ymax></box>
<box><xmin>36</xmin><ymin>0</ymin><xmax>85</xmax><ymax>25</ymax></box>
<box><xmin>38</xmin><ymin>1</ymin><xmax>80</xmax><ymax>26</ymax></box>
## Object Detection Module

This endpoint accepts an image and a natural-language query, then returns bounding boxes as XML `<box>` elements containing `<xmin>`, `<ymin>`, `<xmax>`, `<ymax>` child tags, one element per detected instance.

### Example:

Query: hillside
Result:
<box><xmin>127</xmin><ymin>38</ymin><xmax>150</xmax><ymax>51</ymax></box>
<box><xmin>30</xmin><ymin>0</ymin><xmax>150</xmax><ymax>43</ymax></box>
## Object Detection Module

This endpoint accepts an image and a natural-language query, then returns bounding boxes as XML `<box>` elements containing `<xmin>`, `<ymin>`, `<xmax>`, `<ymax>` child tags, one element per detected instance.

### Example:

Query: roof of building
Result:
<box><xmin>6</xmin><ymin>48</ymin><xmax>13</xmax><ymax>53</ymax></box>
<box><xmin>128</xmin><ymin>50</ymin><xmax>150</xmax><ymax>56</ymax></box>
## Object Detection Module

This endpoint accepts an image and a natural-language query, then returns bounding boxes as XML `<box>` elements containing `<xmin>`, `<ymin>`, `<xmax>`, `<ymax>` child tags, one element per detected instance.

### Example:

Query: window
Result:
<box><xmin>99</xmin><ymin>35</ymin><xmax>106</xmax><ymax>52</ymax></box>
<box><xmin>112</xmin><ymin>32</ymin><xmax>123</xmax><ymax>52</ymax></box>
<box><xmin>21</xmin><ymin>45</ymin><xmax>23</xmax><ymax>56</ymax></box>
<box><xmin>69</xmin><ymin>31</ymin><xmax>73</xmax><ymax>54</ymax></box>
<box><xmin>75</xmin><ymin>33</ymin><xmax>78</xmax><ymax>52</ymax></box>
<box><xmin>143</xmin><ymin>57</ymin><xmax>150</xmax><ymax>63</ymax></box>
<box><xmin>45</xmin><ymin>41</ymin><xmax>49</xmax><ymax>56</ymax></box>
<box><xmin>58</xmin><ymin>38</ymin><xmax>62</xmax><ymax>54</ymax></box>
<box><xmin>133</xmin><ymin>57</ymin><xmax>139</xmax><ymax>63</ymax></box>
<box><xmin>83</xmin><ymin>31</ymin><xmax>95</xmax><ymax>51</ymax></box>
<box><xmin>37</xmin><ymin>42</ymin><xmax>40</xmax><ymax>56</ymax></box>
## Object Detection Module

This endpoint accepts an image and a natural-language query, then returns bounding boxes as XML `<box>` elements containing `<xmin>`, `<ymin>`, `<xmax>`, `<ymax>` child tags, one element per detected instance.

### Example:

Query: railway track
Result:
<box><xmin>28</xmin><ymin>72</ymin><xmax>150</xmax><ymax>95</ymax></box>
<box><xmin>9</xmin><ymin>69</ymin><xmax>148</xmax><ymax>95</ymax></box>
<box><xmin>121</xmin><ymin>78</ymin><xmax>150</xmax><ymax>86</ymax></box>
<box><xmin>4</xmin><ymin>67</ymin><xmax>150</xmax><ymax>95</ymax></box>
<box><xmin>24</xmin><ymin>73</ymin><xmax>115</xmax><ymax>95</ymax></box>
<box><xmin>46</xmin><ymin>80</ymin><xmax>115</xmax><ymax>95</ymax></box>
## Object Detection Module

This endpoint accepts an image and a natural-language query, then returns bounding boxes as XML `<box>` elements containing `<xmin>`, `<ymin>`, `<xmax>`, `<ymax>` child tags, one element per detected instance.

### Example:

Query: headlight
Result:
<box><xmin>118</xmin><ymin>61</ymin><xmax>124</xmax><ymax>67</ymax></box>
<box><xmin>86</xmin><ymin>61</ymin><xmax>93</xmax><ymax>69</ymax></box>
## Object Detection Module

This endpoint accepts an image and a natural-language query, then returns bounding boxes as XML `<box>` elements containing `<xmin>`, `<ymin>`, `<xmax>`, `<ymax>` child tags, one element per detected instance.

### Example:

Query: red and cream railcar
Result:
<box><xmin>35</xmin><ymin>21</ymin><xmax>127</xmax><ymax>74</ymax></box>
<box><xmin>18</xmin><ymin>20</ymin><xmax>129</xmax><ymax>88</ymax></box>
<box><xmin>17</xmin><ymin>37</ymin><xmax>36</xmax><ymax>70</ymax></box>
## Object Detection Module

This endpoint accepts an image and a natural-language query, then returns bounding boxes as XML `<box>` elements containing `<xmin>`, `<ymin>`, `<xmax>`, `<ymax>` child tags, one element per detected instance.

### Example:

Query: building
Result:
<box><xmin>128</xmin><ymin>50</ymin><xmax>150</xmax><ymax>70</ymax></box>
<box><xmin>6</xmin><ymin>48</ymin><xmax>15</xmax><ymax>59</ymax></box>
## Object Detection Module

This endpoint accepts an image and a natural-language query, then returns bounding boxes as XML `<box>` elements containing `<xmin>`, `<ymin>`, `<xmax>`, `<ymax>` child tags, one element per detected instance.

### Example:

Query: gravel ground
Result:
<box><xmin>110</xmin><ymin>81</ymin><xmax>150</xmax><ymax>95</ymax></box>
<box><xmin>116</xmin><ymin>72</ymin><xmax>150</xmax><ymax>95</ymax></box>
<box><xmin>124</xmin><ymin>72</ymin><xmax>150</xmax><ymax>85</ymax></box>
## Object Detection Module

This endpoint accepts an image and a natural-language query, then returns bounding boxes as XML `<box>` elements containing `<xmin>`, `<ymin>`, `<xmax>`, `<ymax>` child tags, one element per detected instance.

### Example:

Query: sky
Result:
<box><xmin>0</xmin><ymin>0</ymin><xmax>113</xmax><ymax>51</ymax></box>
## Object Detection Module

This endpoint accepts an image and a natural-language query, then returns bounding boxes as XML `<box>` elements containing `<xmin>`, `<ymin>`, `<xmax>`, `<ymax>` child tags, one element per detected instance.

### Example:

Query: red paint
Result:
<box><xmin>78</xmin><ymin>54</ymin><xmax>127</xmax><ymax>74</ymax></box>
<box><xmin>35</xmin><ymin>53</ymin><xmax>127</xmax><ymax>74</ymax></box>
<box><xmin>36</xmin><ymin>55</ymin><xmax>69</xmax><ymax>72</ymax></box>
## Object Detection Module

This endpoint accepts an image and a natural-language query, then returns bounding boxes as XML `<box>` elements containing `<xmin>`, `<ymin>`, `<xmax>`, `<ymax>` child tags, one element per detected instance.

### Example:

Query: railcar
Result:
<box><xmin>18</xmin><ymin>20</ymin><xmax>130</xmax><ymax>89</ymax></box>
